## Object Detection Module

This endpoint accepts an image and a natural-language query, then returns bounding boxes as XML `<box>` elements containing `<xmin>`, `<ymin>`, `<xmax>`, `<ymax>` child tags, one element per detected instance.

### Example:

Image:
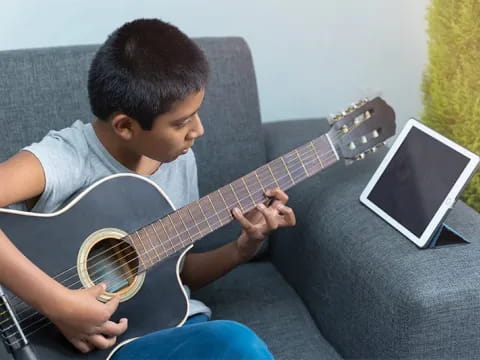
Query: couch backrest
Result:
<box><xmin>0</xmin><ymin>37</ymin><xmax>266</xmax><ymax>250</ymax></box>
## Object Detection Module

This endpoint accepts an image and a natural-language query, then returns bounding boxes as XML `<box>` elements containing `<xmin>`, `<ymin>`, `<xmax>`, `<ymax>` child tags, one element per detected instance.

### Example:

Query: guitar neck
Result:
<box><xmin>129</xmin><ymin>134</ymin><xmax>339</xmax><ymax>269</ymax></box>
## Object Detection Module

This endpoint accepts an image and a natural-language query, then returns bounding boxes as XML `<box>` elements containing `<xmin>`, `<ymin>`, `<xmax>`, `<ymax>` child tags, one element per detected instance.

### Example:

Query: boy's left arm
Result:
<box><xmin>180</xmin><ymin>188</ymin><xmax>295</xmax><ymax>290</ymax></box>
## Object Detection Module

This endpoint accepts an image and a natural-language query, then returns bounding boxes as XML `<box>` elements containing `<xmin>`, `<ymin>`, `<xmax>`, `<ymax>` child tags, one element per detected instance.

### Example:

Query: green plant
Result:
<box><xmin>422</xmin><ymin>0</ymin><xmax>480</xmax><ymax>211</ymax></box>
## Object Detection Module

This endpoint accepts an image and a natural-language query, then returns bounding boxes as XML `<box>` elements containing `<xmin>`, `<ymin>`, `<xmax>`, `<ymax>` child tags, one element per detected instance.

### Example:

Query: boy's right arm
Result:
<box><xmin>0</xmin><ymin>151</ymin><xmax>127</xmax><ymax>353</ymax></box>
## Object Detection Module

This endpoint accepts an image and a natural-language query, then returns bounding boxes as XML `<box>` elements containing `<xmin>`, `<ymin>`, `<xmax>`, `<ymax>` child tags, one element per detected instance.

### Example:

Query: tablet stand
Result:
<box><xmin>426</xmin><ymin>223</ymin><xmax>470</xmax><ymax>248</ymax></box>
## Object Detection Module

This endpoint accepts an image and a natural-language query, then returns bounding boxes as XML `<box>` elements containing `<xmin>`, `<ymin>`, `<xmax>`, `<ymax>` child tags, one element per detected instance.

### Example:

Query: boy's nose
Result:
<box><xmin>188</xmin><ymin>114</ymin><xmax>204</xmax><ymax>139</ymax></box>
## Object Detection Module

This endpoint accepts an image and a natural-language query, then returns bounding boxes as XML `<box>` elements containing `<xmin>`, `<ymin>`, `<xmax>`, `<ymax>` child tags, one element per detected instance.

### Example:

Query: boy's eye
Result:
<box><xmin>175</xmin><ymin>118</ymin><xmax>191</xmax><ymax>128</ymax></box>
<box><xmin>174</xmin><ymin>121</ymin><xmax>187</xmax><ymax>128</ymax></box>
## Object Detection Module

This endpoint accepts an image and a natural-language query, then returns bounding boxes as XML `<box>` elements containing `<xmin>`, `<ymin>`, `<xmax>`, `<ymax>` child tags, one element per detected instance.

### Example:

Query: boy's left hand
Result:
<box><xmin>232</xmin><ymin>188</ymin><xmax>296</xmax><ymax>262</ymax></box>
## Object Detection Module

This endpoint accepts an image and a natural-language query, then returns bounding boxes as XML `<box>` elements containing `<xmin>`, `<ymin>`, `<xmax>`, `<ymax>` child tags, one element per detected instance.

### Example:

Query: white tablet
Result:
<box><xmin>360</xmin><ymin>118</ymin><xmax>479</xmax><ymax>248</ymax></box>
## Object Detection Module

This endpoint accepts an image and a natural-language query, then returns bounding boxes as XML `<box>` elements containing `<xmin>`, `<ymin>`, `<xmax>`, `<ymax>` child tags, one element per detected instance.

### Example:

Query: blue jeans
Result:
<box><xmin>112</xmin><ymin>314</ymin><xmax>274</xmax><ymax>360</ymax></box>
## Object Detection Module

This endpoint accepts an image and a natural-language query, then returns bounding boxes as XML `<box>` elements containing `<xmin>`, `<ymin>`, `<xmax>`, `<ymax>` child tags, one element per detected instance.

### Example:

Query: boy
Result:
<box><xmin>0</xmin><ymin>18</ymin><xmax>295</xmax><ymax>359</ymax></box>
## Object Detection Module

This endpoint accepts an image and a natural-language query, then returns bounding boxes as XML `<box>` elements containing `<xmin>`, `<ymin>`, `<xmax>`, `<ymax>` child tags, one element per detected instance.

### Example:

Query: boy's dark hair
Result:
<box><xmin>88</xmin><ymin>18</ymin><xmax>209</xmax><ymax>130</ymax></box>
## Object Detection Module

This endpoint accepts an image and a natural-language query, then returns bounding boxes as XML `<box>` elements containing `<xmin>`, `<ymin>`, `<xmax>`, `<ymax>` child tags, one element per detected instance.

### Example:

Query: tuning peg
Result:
<box><xmin>353</xmin><ymin>115</ymin><xmax>363</xmax><ymax>126</ymax></box>
<box><xmin>327</xmin><ymin>113</ymin><xmax>344</xmax><ymax>125</ymax></box>
<box><xmin>355</xmin><ymin>98</ymin><xmax>369</xmax><ymax>107</ymax></box>
<box><xmin>340</xmin><ymin>125</ymin><xmax>349</xmax><ymax>134</ymax></box>
<box><xmin>327</xmin><ymin>114</ymin><xmax>336</xmax><ymax>125</ymax></box>
<box><xmin>372</xmin><ymin>129</ymin><xmax>379</xmax><ymax>138</ymax></box>
<box><xmin>355</xmin><ymin>152</ymin><xmax>366</xmax><ymax>160</ymax></box>
<box><xmin>345</xmin><ymin>105</ymin><xmax>356</xmax><ymax>114</ymax></box>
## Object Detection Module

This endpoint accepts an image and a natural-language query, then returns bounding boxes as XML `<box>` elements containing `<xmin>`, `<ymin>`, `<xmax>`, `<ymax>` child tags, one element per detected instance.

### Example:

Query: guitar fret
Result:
<box><xmin>197</xmin><ymin>198</ymin><xmax>214</xmax><ymax>232</ymax></box>
<box><xmin>280</xmin><ymin>157</ymin><xmax>295</xmax><ymax>184</ymax></box>
<box><xmin>198</xmin><ymin>198</ymin><xmax>216</xmax><ymax>234</ymax></box>
<box><xmin>177</xmin><ymin>209</ymin><xmax>195</xmax><ymax>243</ymax></box>
<box><xmin>207</xmin><ymin>194</ymin><xmax>225</xmax><ymax>226</ymax></box>
<box><xmin>270</xmin><ymin>158</ymin><xmax>293</xmax><ymax>189</ymax></box>
<box><xmin>244</xmin><ymin>172</ymin><xmax>267</xmax><ymax>204</ymax></box>
<box><xmin>254</xmin><ymin>170</ymin><xmax>266</xmax><ymax>194</ymax></box>
<box><xmin>218</xmin><ymin>188</ymin><xmax>234</xmax><ymax>219</ymax></box>
<box><xmin>266</xmin><ymin>164</ymin><xmax>280</xmax><ymax>188</ymax></box>
<box><xmin>295</xmin><ymin>149</ymin><xmax>309</xmax><ymax>176</ymax></box>
<box><xmin>159</xmin><ymin>220</ymin><xmax>176</xmax><ymax>254</ymax></box>
<box><xmin>199</xmin><ymin>196</ymin><xmax>220</xmax><ymax>229</ymax></box>
<box><xmin>186</xmin><ymin>206</ymin><xmax>204</xmax><ymax>237</ymax></box>
<box><xmin>151</xmin><ymin>223</ymin><xmax>169</xmax><ymax>257</ymax></box>
<box><xmin>286</xmin><ymin>150</ymin><xmax>308</xmax><ymax>184</ymax></box>
<box><xmin>143</xmin><ymin>227</ymin><xmax>161</xmax><ymax>262</ymax></box>
<box><xmin>134</xmin><ymin>231</ymin><xmax>152</xmax><ymax>268</ymax></box>
<box><xmin>316</xmin><ymin>136</ymin><xmax>337</xmax><ymax>169</ymax></box>
<box><xmin>168</xmin><ymin>215</ymin><xmax>187</xmax><ymax>246</ymax></box>
<box><xmin>193</xmin><ymin>201</ymin><xmax>210</xmax><ymax>237</ymax></box>
<box><xmin>229</xmin><ymin>183</ymin><xmax>243</xmax><ymax>212</ymax></box>
<box><xmin>301</xmin><ymin>142</ymin><xmax>320</xmax><ymax>175</ymax></box>
<box><xmin>310</xmin><ymin>141</ymin><xmax>324</xmax><ymax>169</ymax></box>
<box><xmin>258</xmin><ymin>166</ymin><xmax>276</xmax><ymax>193</ymax></box>
<box><xmin>241</xmin><ymin>177</ymin><xmax>256</xmax><ymax>204</ymax></box>
<box><xmin>232</xmin><ymin>180</ymin><xmax>252</xmax><ymax>210</ymax></box>
<box><xmin>217</xmin><ymin>189</ymin><xmax>229</xmax><ymax>209</ymax></box>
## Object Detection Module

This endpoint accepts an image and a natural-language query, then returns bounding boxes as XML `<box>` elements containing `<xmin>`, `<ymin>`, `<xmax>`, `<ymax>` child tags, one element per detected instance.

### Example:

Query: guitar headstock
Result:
<box><xmin>327</xmin><ymin>97</ymin><xmax>396</xmax><ymax>164</ymax></box>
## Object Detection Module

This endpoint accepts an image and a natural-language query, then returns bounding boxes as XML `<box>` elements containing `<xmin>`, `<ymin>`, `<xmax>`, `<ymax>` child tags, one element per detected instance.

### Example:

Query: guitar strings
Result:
<box><xmin>5</xmin><ymin>144</ymin><xmax>342</xmax><ymax>343</ymax></box>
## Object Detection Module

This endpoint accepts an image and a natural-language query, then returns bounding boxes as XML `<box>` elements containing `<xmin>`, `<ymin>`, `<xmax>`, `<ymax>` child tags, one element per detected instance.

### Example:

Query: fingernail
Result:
<box><xmin>233</xmin><ymin>208</ymin><xmax>241</xmax><ymax>216</ymax></box>
<box><xmin>277</xmin><ymin>204</ymin><xmax>285</xmax><ymax>211</ymax></box>
<box><xmin>257</xmin><ymin>203</ymin><xmax>266</xmax><ymax>210</ymax></box>
<box><xmin>99</xmin><ymin>283</ymin><xmax>106</xmax><ymax>290</ymax></box>
<box><xmin>265</xmin><ymin>190</ymin><xmax>272</xmax><ymax>196</ymax></box>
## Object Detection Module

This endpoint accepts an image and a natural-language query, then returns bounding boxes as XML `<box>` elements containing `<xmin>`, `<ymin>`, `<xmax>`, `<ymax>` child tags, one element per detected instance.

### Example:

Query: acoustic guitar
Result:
<box><xmin>0</xmin><ymin>97</ymin><xmax>395</xmax><ymax>359</ymax></box>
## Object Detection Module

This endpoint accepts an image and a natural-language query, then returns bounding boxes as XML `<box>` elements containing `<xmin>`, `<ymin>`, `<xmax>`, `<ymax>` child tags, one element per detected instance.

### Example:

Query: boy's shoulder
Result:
<box><xmin>39</xmin><ymin>120</ymin><xmax>90</xmax><ymax>146</ymax></box>
<box><xmin>26</xmin><ymin>120</ymin><xmax>92</xmax><ymax>161</ymax></box>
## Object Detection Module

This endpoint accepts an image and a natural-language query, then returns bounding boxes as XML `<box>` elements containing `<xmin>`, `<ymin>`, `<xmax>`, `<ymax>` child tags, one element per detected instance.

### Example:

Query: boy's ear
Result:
<box><xmin>110</xmin><ymin>114</ymin><xmax>141</xmax><ymax>140</ymax></box>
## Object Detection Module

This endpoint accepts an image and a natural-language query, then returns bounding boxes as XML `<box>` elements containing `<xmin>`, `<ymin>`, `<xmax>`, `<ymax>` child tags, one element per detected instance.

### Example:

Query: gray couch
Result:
<box><xmin>0</xmin><ymin>37</ymin><xmax>479</xmax><ymax>360</ymax></box>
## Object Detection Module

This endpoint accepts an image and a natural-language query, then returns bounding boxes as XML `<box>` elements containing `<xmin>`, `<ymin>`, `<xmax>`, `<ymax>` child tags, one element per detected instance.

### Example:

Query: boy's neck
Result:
<box><xmin>92</xmin><ymin>119</ymin><xmax>161</xmax><ymax>175</ymax></box>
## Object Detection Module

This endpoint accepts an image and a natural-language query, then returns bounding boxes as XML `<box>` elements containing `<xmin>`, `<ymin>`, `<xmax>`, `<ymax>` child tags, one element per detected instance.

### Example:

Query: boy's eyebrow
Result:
<box><xmin>172</xmin><ymin>107</ymin><xmax>201</xmax><ymax>123</ymax></box>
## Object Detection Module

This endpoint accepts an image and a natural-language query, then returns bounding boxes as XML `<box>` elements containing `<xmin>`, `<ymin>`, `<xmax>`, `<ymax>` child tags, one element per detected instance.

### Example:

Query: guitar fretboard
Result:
<box><xmin>127</xmin><ymin>134</ymin><xmax>339</xmax><ymax>269</ymax></box>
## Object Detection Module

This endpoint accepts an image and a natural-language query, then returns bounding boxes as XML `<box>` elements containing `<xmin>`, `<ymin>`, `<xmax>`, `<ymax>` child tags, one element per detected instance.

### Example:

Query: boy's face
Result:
<box><xmin>133</xmin><ymin>89</ymin><xmax>205</xmax><ymax>163</ymax></box>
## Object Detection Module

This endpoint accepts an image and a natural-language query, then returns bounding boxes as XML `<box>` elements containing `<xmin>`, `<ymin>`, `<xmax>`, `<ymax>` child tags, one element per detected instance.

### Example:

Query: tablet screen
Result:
<box><xmin>366</xmin><ymin>126</ymin><xmax>470</xmax><ymax>237</ymax></box>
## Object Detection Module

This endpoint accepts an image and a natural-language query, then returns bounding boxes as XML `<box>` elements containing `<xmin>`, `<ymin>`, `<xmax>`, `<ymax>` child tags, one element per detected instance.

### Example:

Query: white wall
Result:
<box><xmin>0</xmin><ymin>0</ymin><xmax>430</xmax><ymax>128</ymax></box>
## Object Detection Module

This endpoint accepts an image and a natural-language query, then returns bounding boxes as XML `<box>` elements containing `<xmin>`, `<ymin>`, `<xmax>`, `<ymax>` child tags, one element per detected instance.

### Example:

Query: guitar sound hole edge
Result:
<box><xmin>76</xmin><ymin>228</ymin><xmax>146</xmax><ymax>303</ymax></box>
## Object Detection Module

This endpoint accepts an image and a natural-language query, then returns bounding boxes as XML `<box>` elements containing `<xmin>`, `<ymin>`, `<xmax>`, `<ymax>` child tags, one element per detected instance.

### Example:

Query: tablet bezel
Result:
<box><xmin>360</xmin><ymin>118</ymin><xmax>479</xmax><ymax>248</ymax></box>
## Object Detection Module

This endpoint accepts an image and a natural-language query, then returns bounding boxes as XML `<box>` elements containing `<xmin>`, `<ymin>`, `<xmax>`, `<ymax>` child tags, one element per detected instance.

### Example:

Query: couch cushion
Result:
<box><xmin>193</xmin><ymin>260</ymin><xmax>341</xmax><ymax>360</ymax></box>
<box><xmin>0</xmin><ymin>45</ymin><xmax>96</xmax><ymax>161</ymax></box>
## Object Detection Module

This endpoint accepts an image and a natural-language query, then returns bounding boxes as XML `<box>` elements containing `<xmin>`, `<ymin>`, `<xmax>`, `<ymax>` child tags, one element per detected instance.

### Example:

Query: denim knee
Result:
<box><xmin>209</xmin><ymin>320</ymin><xmax>274</xmax><ymax>360</ymax></box>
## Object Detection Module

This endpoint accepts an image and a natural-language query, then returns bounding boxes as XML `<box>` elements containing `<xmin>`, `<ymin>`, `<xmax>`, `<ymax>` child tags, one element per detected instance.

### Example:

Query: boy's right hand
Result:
<box><xmin>47</xmin><ymin>283</ymin><xmax>128</xmax><ymax>353</ymax></box>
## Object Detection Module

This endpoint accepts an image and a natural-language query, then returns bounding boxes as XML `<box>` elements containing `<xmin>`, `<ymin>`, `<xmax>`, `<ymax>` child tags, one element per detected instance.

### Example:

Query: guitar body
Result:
<box><xmin>0</xmin><ymin>175</ymin><xmax>190</xmax><ymax>360</ymax></box>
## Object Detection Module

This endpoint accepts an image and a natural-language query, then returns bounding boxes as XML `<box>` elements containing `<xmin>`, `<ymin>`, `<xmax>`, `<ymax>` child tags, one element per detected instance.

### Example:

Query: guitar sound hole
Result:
<box><xmin>86</xmin><ymin>238</ymin><xmax>139</xmax><ymax>294</ymax></box>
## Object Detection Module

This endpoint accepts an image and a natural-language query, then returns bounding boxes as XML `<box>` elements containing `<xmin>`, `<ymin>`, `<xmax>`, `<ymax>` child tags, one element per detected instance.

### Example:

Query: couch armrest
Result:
<box><xmin>264</xmin><ymin>119</ymin><xmax>480</xmax><ymax>359</ymax></box>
